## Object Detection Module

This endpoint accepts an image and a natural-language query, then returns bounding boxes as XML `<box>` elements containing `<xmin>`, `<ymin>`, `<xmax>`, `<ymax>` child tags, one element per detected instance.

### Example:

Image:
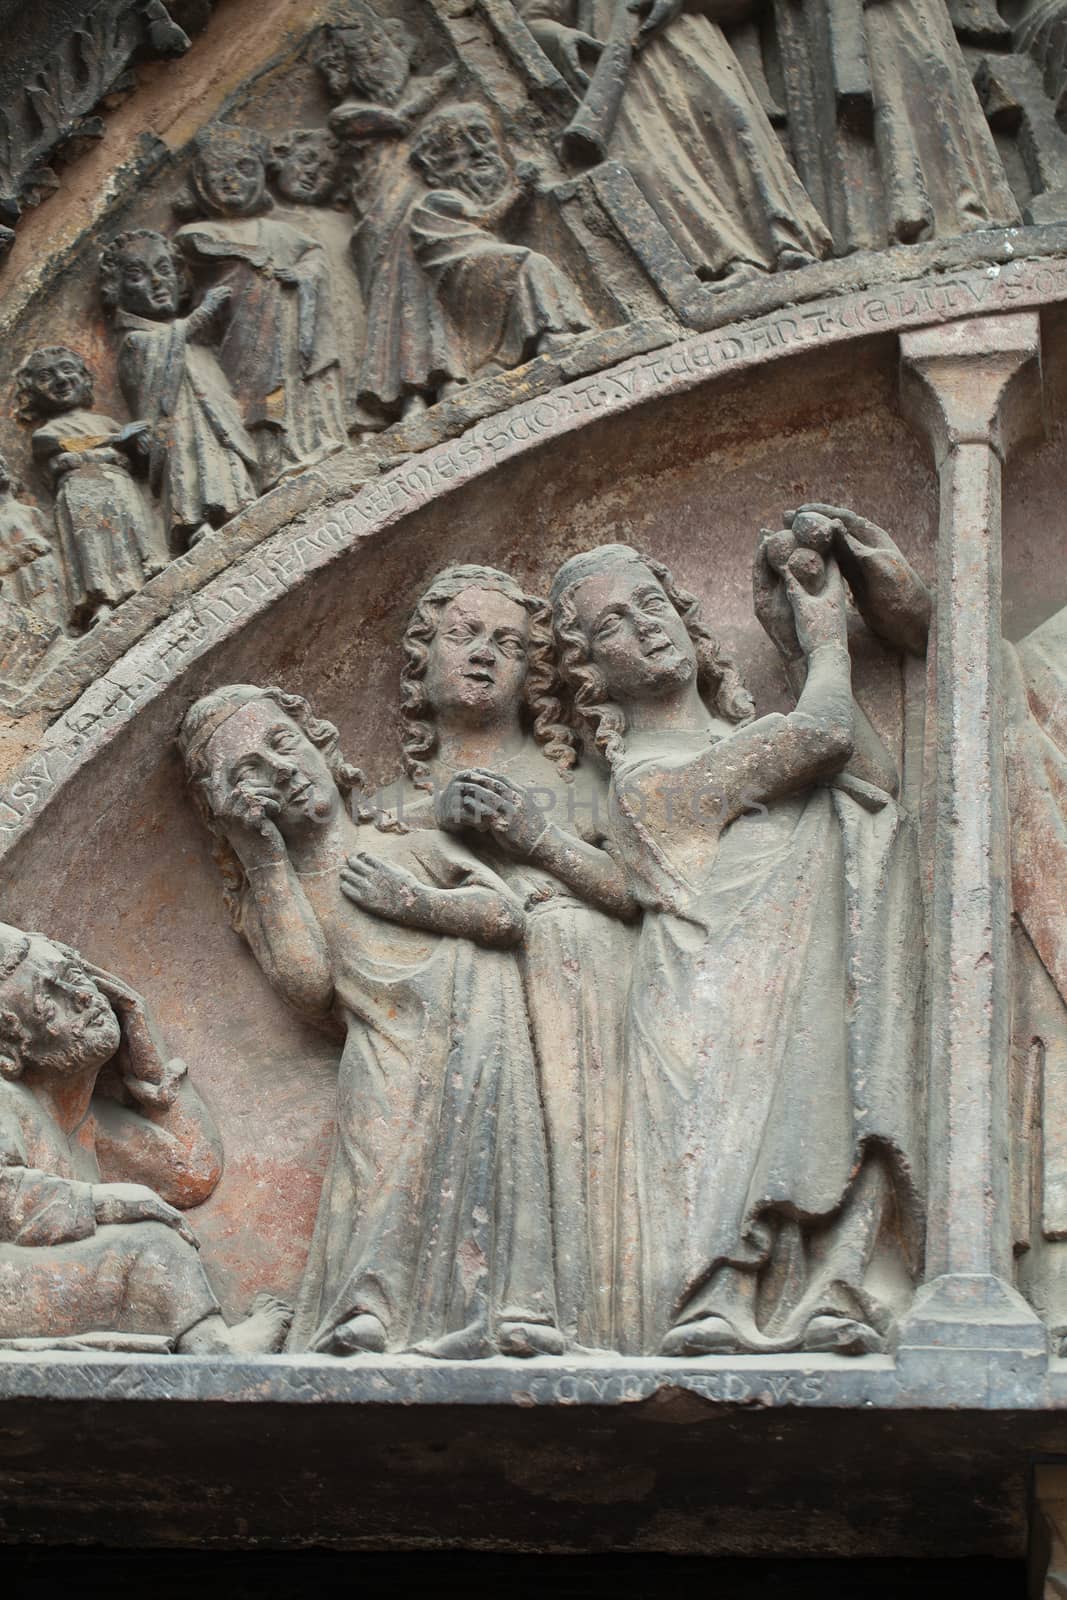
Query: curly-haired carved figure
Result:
<box><xmin>369</xmin><ymin>564</ymin><xmax>635</xmax><ymax>1350</ymax></box>
<box><xmin>15</xmin><ymin>347</ymin><xmax>164</xmax><ymax>626</ymax></box>
<box><xmin>180</xmin><ymin>682</ymin><xmax>563</xmax><ymax>1360</ymax></box>
<box><xmin>0</xmin><ymin>923</ymin><xmax>290</xmax><ymax>1354</ymax></box>
<box><xmin>551</xmin><ymin>537</ymin><xmax>925</xmax><ymax>1356</ymax></box>
<box><xmin>175</xmin><ymin>125</ymin><xmax>347</xmax><ymax>488</ymax></box>
<box><xmin>100</xmin><ymin>228</ymin><xmax>258</xmax><ymax>550</ymax></box>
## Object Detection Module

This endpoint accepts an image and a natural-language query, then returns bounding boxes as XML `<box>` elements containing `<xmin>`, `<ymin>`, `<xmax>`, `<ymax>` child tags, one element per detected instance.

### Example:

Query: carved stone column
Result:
<box><xmin>898</xmin><ymin>312</ymin><xmax>1047</xmax><ymax>1363</ymax></box>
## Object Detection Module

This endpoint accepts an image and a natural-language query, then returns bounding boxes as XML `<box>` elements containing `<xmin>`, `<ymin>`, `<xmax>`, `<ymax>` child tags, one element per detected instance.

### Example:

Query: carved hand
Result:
<box><xmin>92</xmin><ymin>1182</ymin><xmax>199</xmax><ymax>1246</ymax></box>
<box><xmin>200</xmin><ymin>284</ymin><xmax>232</xmax><ymax>319</ymax></box>
<box><xmin>439</xmin><ymin>770</ymin><xmax>550</xmax><ymax>858</ymax></box>
<box><xmin>795</xmin><ymin>501</ymin><xmax>932</xmax><ymax>656</ymax></box>
<box><xmin>782</xmin><ymin>552</ymin><xmax>849</xmax><ymax>658</ymax></box>
<box><xmin>753</xmin><ymin>530</ymin><xmax>802</xmax><ymax>664</ymax></box>
<box><xmin>222</xmin><ymin>786</ymin><xmax>287</xmax><ymax>869</ymax></box>
<box><xmin>339</xmin><ymin>852</ymin><xmax>429</xmax><ymax>924</ymax></box>
<box><xmin>526</xmin><ymin>19</ymin><xmax>604</xmax><ymax>90</ymax></box>
<box><xmin>80</xmin><ymin>961</ymin><xmax>181</xmax><ymax>1106</ymax></box>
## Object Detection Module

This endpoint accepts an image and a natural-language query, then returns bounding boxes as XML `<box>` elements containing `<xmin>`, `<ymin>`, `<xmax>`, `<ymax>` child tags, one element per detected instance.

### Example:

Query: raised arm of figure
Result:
<box><xmin>707</xmin><ymin>551</ymin><xmax>854</xmax><ymax>822</ymax></box>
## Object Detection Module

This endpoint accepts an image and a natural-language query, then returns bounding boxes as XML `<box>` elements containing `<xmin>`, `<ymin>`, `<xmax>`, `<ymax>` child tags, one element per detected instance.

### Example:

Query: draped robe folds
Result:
<box><xmin>608</xmin><ymin>730</ymin><xmax>924</xmax><ymax>1355</ymax></box>
<box><xmin>522</xmin><ymin>0</ymin><xmax>831</xmax><ymax>276</ymax></box>
<box><xmin>1005</xmin><ymin>606</ymin><xmax>1067</xmax><ymax>1327</ymax></box>
<box><xmin>115</xmin><ymin>309</ymin><xmax>258</xmax><ymax>538</ymax></box>
<box><xmin>408</xmin><ymin>189</ymin><xmax>593</xmax><ymax>376</ymax></box>
<box><xmin>285</xmin><ymin>820</ymin><xmax>557</xmax><ymax>1355</ymax></box>
<box><xmin>0</xmin><ymin>1081</ymin><xmax>220</xmax><ymax>1343</ymax></box>
<box><xmin>175</xmin><ymin>217</ymin><xmax>347</xmax><ymax>484</ymax></box>
<box><xmin>31</xmin><ymin>409</ymin><xmax>161</xmax><ymax>620</ymax></box>
<box><xmin>0</xmin><ymin>497</ymin><xmax>64</xmax><ymax>628</ymax></box>
<box><xmin>862</xmin><ymin>0</ymin><xmax>1020</xmax><ymax>241</ymax></box>
<box><xmin>347</xmin><ymin>139</ymin><xmax>462</xmax><ymax>413</ymax></box>
<box><xmin>397</xmin><ymin>764</ymin><xmax>633</xmax><ymax>1353</ymax></box>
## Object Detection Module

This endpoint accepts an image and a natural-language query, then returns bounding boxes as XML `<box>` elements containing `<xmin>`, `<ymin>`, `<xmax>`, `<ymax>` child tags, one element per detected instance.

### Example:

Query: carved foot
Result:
<box><xmin>320</xmin><ymin>1312</ymin><xmax>387</xmax><ymax>1356</ymax></box>
<box><xmin>775</xmin><ymin>248</ymin><xmax>819</xmax><ymax>273</ymax></box>
<box><xmin>801</xmin><ymin>1314</ymin><xmax>884</xmax><ymax>1356</ymax></box>
<box><xmin>497</xmin><ymin>1320</ymin><xmax>565</xmax><ymax>1358</ymax></box>
<box><xmin>660</xmin><ymin>1316</ymin><xmax>745</xmax><ymax>1356</ymax></box>
<box><xmin>228</xmin><ymin>1291</ymin><xmax>293</xmax><ymax>1354</ymax></box>
<box><xmin>413</xmin><ymin>1322</ymin><xmax>492</xmax><ymax>1361</ymax></box>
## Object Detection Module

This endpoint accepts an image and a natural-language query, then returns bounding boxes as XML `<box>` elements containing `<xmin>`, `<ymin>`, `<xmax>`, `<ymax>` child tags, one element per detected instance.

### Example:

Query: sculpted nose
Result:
<box><xmin>469</xmin><ymin>640</ymin><xmax>495</xmax><ymax>663</ymax></box>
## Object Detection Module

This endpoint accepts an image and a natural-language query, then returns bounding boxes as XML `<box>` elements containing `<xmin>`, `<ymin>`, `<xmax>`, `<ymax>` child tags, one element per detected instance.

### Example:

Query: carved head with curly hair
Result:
<box><xmin>179</xmin><ymin>684</ymin><xmax>365</xmax><ymax>937</ymax></box>
<box><xmin>14</xmin><ymin>346</ymin><xmax>94</xmax><ymax>425</ymax></box>
<box><xmin>400</xmin><ymin>564</ymin><xmax>575</xmax><ymax>790</ymax></box>
<box><xmin>550</xmin><ymin>544</ymin><xmax>754</xmax><ymax>766</ymax></box>
<box><xmin>99</xmin><ymin>229</ymin><xmax>188</xmax><ymax>321</ymax></box>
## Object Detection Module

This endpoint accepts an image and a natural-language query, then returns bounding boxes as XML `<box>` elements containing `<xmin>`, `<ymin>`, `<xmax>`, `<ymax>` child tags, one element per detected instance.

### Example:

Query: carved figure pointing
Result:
<box><xmin>100</xmin><ymin>228</ymin><xmax>259</xmax><ymax>550</ymax></box>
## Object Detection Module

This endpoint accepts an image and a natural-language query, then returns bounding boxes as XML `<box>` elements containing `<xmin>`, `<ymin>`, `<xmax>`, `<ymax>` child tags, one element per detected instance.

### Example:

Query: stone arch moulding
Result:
<box><xmin>0</xmin><ymin>257</ymin><xmax>1062</xmax><ymax>858</ymax></box>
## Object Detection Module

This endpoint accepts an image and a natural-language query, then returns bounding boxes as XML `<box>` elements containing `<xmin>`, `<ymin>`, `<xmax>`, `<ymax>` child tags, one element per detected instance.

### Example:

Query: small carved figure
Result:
<box><xmin>407</xmin><ymin>105</ymin><xmax>593</xmax><ymax>381</ymax></box>
<box><xmin>0</xmin><ymin>453</ymin><xmax>65</xmax><ymax>631</ymax></box>
<box><xmin>179</xmin><ymin>683</ymin><xmax>563</xmax><ymax>1359</ymax></box>
<box><xmin>551</xmin><ymin>535</ymin><xmax>923</xmax><ymax>1355</ymax></box>
<box><xmin>0</xmin><ymin>925</ymin><xmax>291</xmax><ymax>1353</ymax></box>
<box><xmin>269</xmin><ymin>128</ymin><xmax>343</xmax><ymax>207</ymax></box>
<box><xmin>176</xmin><ymin>125</ymin><xmax>347</xmax><ymax>487</ymax></box>
<box><xmin>312</xmin><ymin>7</ymin><xmax>460</xmax><ymax>421</ymax></box>
<box><xmin>377</xmin><ymin>565</ymin><xmax>636</xmax><ymax>1351</ymax></box>
<box><xmin>15</xmin><ymin>346</ymin><xmax>164</xmax><ymax>627</ymax></box>
<box><xmin>522</xmin><ymin>0</ymin><xmax>832</xmax><ymax>285</ymax></box>
<box><xmin>99</xmin><ymin>228</ymin><xmax>259</xmax><ymax>550</ymax></box>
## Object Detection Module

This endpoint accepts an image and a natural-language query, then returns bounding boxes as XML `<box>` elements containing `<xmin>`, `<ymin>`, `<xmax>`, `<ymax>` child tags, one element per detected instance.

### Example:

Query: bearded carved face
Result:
<box><xmin>0</xmin><ymin>936</ymin><xmax>121</xmax><ymax>1079</ymax></box>
<box><xmin>20</xmin><ymin>349</ymin><xmax>94</xmax><ymax>416</ymax></box>
<box><xmin>415</xmin><ymin>111</ymin><xmax>510</xmax><ymax>205</ymax></box>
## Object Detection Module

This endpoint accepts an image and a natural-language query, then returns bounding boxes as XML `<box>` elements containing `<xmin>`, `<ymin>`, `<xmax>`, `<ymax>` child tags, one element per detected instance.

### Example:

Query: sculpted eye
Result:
<box><xmin>643</xmin><ymin>594</ymin><xmax>669</xmax><ymax>613</ymax></box>
<box><xmin>595</xmin><ymin>614</ymin><xmax>621</xmax><ymax>641</ymax></box>
<box><xmin>498</xmin><ymin>637</ymin><xmax>526</xmax><ymax>658</ymax></box>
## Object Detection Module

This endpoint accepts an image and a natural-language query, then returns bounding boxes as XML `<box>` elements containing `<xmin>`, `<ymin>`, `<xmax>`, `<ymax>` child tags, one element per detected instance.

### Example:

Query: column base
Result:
<box><xmin>898</xmin><ymin>1273</ymin><xmax>1047</xmax><ymax>1353</ymax></box>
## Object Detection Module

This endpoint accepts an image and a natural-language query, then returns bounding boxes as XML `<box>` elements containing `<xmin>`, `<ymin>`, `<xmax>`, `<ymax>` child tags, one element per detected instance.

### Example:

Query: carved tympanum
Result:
<box><xmin>174</xmin><ymin>519</ymin><xmax>931</xmax><ymax>1360</ymax></box>
<box><xmin>0</xmin><ymin>924</ymin><xmax>290</xmax><ymax>1353</ymax></box>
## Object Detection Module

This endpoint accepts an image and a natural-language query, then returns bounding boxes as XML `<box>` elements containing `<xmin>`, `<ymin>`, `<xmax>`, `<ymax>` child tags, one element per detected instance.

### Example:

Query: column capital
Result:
<box><xmin>900</xmin><ymin>311</ymin><xmax>1044</xmax><ymax>466</ymax></box>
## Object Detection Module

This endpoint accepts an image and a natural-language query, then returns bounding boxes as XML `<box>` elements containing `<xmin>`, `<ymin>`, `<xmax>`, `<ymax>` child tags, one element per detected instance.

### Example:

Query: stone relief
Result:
<box><xmin>150</xmin><ymin>522</ymin><xmax>929</xmax><ymax>1362</ymax></box>
<box><xmin>99</xmin><ymin>228</ymin><xmax>259</xmax><ymax>550</ymax></box>
<box><xmin>0</xmin><ymin>923</ymin><xmax>291</xmax><ymax>1353</ymax></box>
<box><xmin>1006</xmin><ymin>599</ymin><xmax>1067</xmax><ymax>1350</ymax></box>
<box><xmin>0</xmin><ymin>0</ymin><xmax>212</xmax><ymax>257</ymax></box>
<box><xmin>16</xmin><ymin>345</ymin><xmax>164</xmax><ymax>627</ymax></box>
<box><xmin>3</xmin><ymin>0</ymin><xmax>1067</xmax><ymax>714</ymax></box>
